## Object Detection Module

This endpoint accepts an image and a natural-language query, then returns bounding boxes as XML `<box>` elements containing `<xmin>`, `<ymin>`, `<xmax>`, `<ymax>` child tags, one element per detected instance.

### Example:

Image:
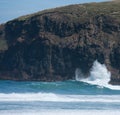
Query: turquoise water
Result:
<box><xmin>0</xmin><ymin>0</ymin><xmax>119</xmax><ymax>114</ymax></box>
<box><xmin>0</xmin><ymin>80</ymin><xmax>120</xmax><ymax>115</ymax></box>
<box><xmin>0</xmin><ymin>80</ymin><xmax>120</xmax><ymax>95</ymax></box>
<box><xmin>0</xmin><ymin>51</ymin><xmax>119</xmax><ymax>115</ymax></box>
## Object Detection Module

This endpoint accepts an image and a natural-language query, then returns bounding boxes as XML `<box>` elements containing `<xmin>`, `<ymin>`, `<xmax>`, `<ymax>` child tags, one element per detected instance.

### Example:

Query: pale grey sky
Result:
<box><xmin>0</xmin><ymin>0</ymin><xmax>108</xmax><ymax>23</ymax></box>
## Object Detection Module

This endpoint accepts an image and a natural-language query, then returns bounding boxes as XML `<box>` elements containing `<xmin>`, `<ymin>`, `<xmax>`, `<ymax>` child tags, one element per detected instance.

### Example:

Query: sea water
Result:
<box><xmin>0</xmin><ymin>0</ymin><xmax>118</xmax><ymax>114</ymax></box>
<box><xmin>0</xmin><ymin>61</ymin><xmax>120</xmax><ymax>115</ymax></box>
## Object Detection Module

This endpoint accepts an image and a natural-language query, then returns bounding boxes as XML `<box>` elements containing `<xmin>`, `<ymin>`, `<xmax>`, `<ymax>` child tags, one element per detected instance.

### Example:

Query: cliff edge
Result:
<box><xmin>0</xmin><ymin>1</ymin><xmax>120</xmax><ymax>84</ymax></box>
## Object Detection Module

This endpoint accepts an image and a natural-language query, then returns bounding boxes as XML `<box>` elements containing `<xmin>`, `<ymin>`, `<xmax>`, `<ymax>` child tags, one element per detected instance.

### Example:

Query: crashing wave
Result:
<box><xmin>75</xmin><ymin>60</ymin><xmax>120</xmax><ymax>90</ymax></box>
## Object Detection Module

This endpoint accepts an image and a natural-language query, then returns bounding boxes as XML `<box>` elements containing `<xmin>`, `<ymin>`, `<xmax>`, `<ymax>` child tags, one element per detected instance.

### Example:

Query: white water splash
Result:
<box><xmin>75</xmin><ymin>68</ymin><xmax>84</xmax><ymax>81</ymax></box>
<box><xmin>0</xmin><ymin>93</ymin><xmax>120</xmax><ymax>102</ymax></box>
<box><xmin>1</xmin><ymin>110</ymin><xmax>120</xmax><ymax>115</ymax></box>
<box><xmin>76</xmin><ymin>60</ymin><xmax>120</xmax><ymax>90</ymax></box>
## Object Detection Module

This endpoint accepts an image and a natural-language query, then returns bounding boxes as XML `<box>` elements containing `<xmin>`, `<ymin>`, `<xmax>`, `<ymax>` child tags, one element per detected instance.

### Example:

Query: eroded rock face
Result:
<box><xmin>0</xmin><ymin>1</ymin><xmax>120</xmax><ymax>84</ymax></box>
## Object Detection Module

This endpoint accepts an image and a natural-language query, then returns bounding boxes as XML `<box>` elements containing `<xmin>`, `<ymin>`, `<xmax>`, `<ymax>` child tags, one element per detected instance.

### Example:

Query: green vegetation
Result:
<box><xmin>14</xmin><ymin>1</ymin><xmax>120</xmax><ymax>22</ymax></box>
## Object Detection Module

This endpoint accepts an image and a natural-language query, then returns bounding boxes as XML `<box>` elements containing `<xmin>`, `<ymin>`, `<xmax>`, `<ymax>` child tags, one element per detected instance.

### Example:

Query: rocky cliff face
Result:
<box><xmin>0</xmin><ymin>1</ymin><xmax>120</xmax><ymax>84</ymax></box>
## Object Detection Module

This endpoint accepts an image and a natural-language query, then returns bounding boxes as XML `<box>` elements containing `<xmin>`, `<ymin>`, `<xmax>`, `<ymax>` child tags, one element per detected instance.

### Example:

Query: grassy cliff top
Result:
<box><xmin>14</xmin><ymin>1</ymin><xmax>120</xmax><ymax>22</ymax></box>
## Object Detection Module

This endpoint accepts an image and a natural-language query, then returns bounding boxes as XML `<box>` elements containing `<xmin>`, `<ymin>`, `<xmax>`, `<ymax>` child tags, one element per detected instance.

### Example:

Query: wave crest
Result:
<box><xmin>75</xmin><ymin>60</ymin><xmax>120</xmax><ymax>90</ymax></box>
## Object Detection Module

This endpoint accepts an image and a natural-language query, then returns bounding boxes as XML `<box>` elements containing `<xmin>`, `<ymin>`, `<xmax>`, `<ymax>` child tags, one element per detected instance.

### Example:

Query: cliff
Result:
<box><xmin>0</xmin><ymin>1</ymin><xmax>120</xmax><ymax>84</ymax></box>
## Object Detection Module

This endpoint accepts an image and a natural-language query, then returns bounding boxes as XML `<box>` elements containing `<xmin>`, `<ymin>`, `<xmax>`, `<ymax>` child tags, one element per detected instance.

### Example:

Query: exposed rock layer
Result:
<box><xmin>0</xmin><ymin>1</ymin><xmax>120</xmax><ymax>84</ymax></box>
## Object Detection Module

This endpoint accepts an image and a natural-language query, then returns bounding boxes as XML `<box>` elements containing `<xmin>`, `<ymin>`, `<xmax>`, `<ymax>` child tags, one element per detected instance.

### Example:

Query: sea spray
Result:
<box><xmin>76</xmin><ymin>60</ymin><xmax>120</xmax><ymax>90</ymax></box>
<box><xmin>85</xmin><ymin>60</ymin><xmax>111</xmax><ymax>86</ymax></box>
<box><xmin>75</xmin><ymin>68</ymin><xmax>84</xmax><ymax>81</ymax></box>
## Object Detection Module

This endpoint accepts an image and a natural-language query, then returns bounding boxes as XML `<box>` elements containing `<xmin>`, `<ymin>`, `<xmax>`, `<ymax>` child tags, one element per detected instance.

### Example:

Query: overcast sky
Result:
<box><xmin>0</xmin><ymin>0</ymin><xmax>108</xmax><ymax>24</ymax></box>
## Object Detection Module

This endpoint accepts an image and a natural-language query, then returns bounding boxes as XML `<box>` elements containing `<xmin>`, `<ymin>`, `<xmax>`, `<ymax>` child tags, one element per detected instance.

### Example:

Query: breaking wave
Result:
<box><xmin>75</xmin><ymin>60</ymin><xmax>120</xmax><ymax>90</ymax></box>
<box><xmin>0</xmin><ymin>92</ymin><xmax>119</xmax><ymax>102</ymax></box>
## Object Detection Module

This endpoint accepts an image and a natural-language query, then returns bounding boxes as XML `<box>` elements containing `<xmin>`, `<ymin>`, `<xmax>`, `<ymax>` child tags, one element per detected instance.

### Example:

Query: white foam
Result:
<box><xmin>0</xmin><ymin>93</ymin><xmax>120</xmax><ymax>102</ymax></box>
<box><xmin>1</xmin><ymin>110</ymin><xmax>120</xmax><ymax>115</ymax></box>
<box><xmin>76</xmin><ymin>60</ymin><xmax>120</xmax><ymax>90</ymax></box>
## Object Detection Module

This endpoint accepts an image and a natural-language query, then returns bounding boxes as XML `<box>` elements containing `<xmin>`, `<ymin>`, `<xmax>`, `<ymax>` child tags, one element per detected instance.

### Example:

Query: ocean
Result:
<box><xmin>0</xmin><ymin>0</ymin><xmax>119</xmax><ymax>114</ymax></box>
<box><xmin>0</xmin><ymin>61</ymin><xmax>120</xmax><ymax>115</ymax></box>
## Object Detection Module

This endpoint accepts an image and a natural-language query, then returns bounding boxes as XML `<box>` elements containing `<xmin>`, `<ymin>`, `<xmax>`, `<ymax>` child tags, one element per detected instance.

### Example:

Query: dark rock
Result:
<box><xmin>0</xmin><ymin>1</ymin><xmax>120</xmax><ymax>84</ymax></box>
